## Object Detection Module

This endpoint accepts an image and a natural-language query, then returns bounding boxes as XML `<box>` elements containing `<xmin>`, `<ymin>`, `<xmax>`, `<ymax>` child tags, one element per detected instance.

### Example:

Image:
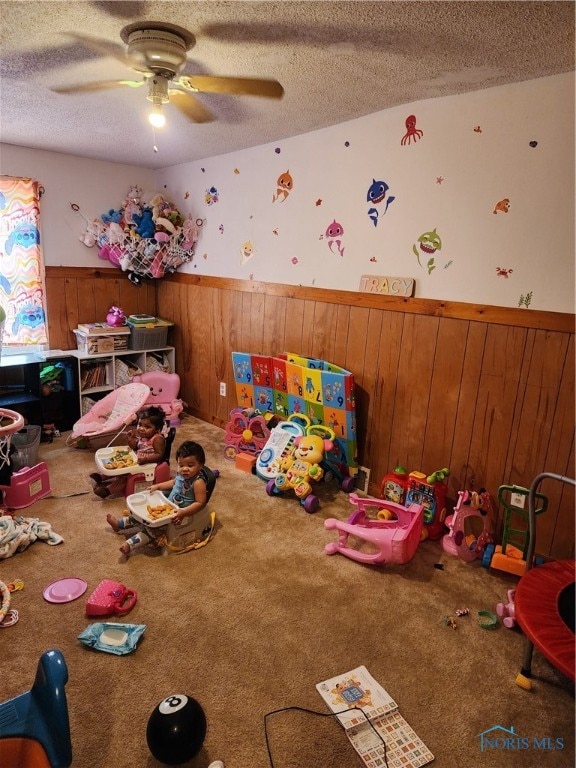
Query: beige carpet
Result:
<box><xmin>1</xmin><ymin>415</ymin><xmax>573</xmax><ymax>768</ymax></box>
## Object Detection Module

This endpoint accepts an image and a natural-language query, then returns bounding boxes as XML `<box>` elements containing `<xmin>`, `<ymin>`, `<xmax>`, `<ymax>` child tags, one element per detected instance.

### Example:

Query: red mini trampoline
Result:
<box><xmin>514</xmin><ymin>472</ymin><xmax>576</xmax><ymax>690</ymax></box>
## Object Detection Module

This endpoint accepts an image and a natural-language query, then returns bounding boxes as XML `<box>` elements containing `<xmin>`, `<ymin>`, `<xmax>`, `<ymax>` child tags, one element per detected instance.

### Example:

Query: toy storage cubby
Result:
<box><xmin>71</xmin><ymin>346</ymin><xmax>175</xmax><ymax>416</ymax></box>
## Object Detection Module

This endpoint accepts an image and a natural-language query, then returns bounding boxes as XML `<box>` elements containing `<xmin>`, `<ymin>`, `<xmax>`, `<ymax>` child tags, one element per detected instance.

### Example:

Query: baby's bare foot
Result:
<box><xmin>119</xmin><ymin>543</ymin><xmax>130</xmax><ymax>555</ymax></box>
<box><xmin>106</xmin><ymin>514</ymin><xmax>120</xmax><ymax>532</ymax></box>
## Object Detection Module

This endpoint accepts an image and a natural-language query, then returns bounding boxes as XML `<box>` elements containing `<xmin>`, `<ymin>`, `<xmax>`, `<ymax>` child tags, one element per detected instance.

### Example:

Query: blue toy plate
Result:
<box><xmin>77</xmin><ymin>622</ymin><xmax>146</xmax><ymax>655</ymax></box>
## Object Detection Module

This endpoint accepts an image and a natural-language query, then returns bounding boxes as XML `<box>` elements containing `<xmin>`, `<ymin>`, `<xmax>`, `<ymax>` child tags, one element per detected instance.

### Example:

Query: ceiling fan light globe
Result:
<box><xmin>148</xmin><ymin>108</ymin><xmax>166</xmax><ymax>129</ymax></box>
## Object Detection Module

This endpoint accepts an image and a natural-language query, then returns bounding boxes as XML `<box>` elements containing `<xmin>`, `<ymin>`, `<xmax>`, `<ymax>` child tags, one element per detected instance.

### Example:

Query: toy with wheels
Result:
<box><xmin>223</xmin><ymin>408</ymin><xmax>272</xmax><ymax>460</ymax></box>
<box><xmin>481</xmin><ymin>484</ymin><xmax>548</xmax><ymax>577</ymax></box>
<box><xmin>0</xmin><ymin>649</ymin><xmax>72</xmax><ymax>767</ymax></box>
<box><xmin>324</xmin><ymin>492</ymin><xmax>424</xmax><ymax>566</ymax></box>
<box><xmin>442</xmin><ymin>488</ymin><xmax>494</xmax><ymax>562</ymax></box>
<box><xmin>405</xmin><ymin>468</ymin><xmax>450</xmax><ymax>540</ymax></box>
<box><xmin>321</xmin><ymin>432</ymin><xmax>357</xmax><ymax>492</ymax></box>
<box><xmin>255</xmin><ymin>415</ymin><xmax>308</xmax><ymax>481</ymax></box>
<box><xmin>265</xmin><ymin>428</ymin><xmax>334</xmax><ymax>513</ymax></box>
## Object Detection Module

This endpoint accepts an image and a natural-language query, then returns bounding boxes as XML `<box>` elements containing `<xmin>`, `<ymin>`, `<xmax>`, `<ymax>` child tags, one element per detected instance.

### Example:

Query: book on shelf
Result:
<box><xmin>316</xmin><ymin>666</ymin><xmax>434</xmax><ymax>768</ymax></box>
<box><xmin>77</xmin><ymin>322</ymin><xmax>130</xmax><ymax>335</ymax></box>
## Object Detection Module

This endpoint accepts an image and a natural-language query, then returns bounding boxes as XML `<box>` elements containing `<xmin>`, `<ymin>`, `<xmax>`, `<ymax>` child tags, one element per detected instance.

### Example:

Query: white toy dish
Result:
<box><xmin>95</xmin><ymin>446</ymin><xmax>139</xmax><ymax>476</ymax></box>
<box><xmin>127</xmin><ymin>490</ymin><xmax>178</xmax><ymax>527</ymax></box>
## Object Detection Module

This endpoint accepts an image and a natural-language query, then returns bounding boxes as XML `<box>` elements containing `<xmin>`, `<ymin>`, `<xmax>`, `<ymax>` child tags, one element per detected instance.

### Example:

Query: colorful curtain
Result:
<box><xmin>0</xmin><ymin>176</ymin><xmax>47</xmax><ymax>345</ymax></box>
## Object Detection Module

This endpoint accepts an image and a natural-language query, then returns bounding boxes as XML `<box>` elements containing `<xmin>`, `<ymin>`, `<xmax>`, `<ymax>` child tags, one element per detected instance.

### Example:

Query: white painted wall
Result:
<box><xmin>0</xmin><ymin>145</ymin><xmax>155</xmax><ymax>268</ymax></box>
<box><xmin>1</xmin><ymin>73</ymin><xmax>574</xmax><ymax>312</ymax></box>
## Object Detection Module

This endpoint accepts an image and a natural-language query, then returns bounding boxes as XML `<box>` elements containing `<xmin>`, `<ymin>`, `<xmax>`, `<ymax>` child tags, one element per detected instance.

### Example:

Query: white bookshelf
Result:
<box><xmin>69</xmin><ymin>346</ymin><xmax>175</xmax><ymax>414</ymax></box>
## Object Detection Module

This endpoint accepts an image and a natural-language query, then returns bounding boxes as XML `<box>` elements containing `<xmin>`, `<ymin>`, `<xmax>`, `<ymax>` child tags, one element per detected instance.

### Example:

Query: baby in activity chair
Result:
<box><xmin>107</xmin><ymin>440</ymin><xmax>217</xmax><ymax>556</ymax></box>
<box><xmin>90</xmin><ymin>406</ymin><xmax>166</xmax><ymax>499</ymax></box>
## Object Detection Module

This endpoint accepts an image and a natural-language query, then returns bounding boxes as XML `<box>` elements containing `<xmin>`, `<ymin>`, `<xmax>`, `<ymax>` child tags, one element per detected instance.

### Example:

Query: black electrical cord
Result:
<box><xmin>263</xmin><ymin>705</ymin><xmax>388</xmax><ymax>768</ymax></box>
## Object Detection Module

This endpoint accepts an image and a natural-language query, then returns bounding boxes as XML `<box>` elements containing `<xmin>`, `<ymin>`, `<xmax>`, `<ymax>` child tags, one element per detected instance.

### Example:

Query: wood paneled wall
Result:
<box><xmin>45</xmin><ymin>267</ymin><xmax>157</xmax><ymax>351</ymax></box>
<box><xmin>45</xmin><ymin>267</ymin><xmax>575</xmax><ymax>559</ymax></box>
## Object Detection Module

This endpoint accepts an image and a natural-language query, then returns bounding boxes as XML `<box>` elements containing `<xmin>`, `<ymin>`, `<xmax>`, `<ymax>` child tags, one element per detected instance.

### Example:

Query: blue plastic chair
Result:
<box><xmin>0</xmin><ymin>649</ymin><xmax>72</xmax><ymax>767</ymax></box>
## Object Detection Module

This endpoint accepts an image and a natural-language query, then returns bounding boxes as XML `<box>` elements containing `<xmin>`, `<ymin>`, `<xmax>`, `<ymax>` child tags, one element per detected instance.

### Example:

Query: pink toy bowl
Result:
<box><xmin>324</xmin><ymin>492</ymin><xmax>424</xmax><ymax>566</ymax></box>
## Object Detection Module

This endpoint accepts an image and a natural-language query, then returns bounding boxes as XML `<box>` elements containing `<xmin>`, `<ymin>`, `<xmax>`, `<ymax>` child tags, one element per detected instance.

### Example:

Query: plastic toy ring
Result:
<box><xmin>0</xmin><ymin>609</ymin><xmax>19</xmax><ymax>627</ymax></box>
<box><xmin>7</xmin><ymin>579</ymin><xmax>24</xmax><ymax>592</ymax></box>
<box><xmin>478</xmin><ymin>610</ymin><xmax>498</xmax><ymax>629</ymax></box>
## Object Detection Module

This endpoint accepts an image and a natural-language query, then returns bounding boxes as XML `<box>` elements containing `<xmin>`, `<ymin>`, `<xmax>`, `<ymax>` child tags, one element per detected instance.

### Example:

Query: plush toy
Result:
<box><xmin>148</xmin><ymin>193</ymin><xmax>167</xmax><ymax>221</ymax></box>
<box><xmin>80</xmin><ymin>219</ymin><xmax>104</xmax><ymax>247</ymax></box>
<box><xmin>98</xmin><ymin>243</ymin><xmax>122</xmax><ymax>267</ymax></box>
<box><xmin>155</xmin><ymin>216</ymin><xmax>177</xmax><ymax>235</ymax></box>
<box><xmin>107</xmin><ymin>221</ymin><xmax>125</xmax><ymax>244</ymax></box>
<box><xmin>133</xmin><ymin>208</ymin><xmax>155</xmax><ymax>239</ymax></box>
<box><xmin>106</xmin><ymin>306</ymin><xmax>126</xmax><ymax>326</ymax></box>
<box><xmin>181</xmin><ymin>214</ymin><xmax>199</xmax><ymax>251</ymax></box>
<box><xmin>101</xmin><ymin>208</ymin><xmax>123</xmax><ymax>224</ymax></box>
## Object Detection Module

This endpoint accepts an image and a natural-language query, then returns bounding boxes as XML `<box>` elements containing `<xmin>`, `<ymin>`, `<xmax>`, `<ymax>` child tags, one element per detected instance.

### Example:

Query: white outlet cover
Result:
<box><xmin>510</xmin><ymin>492</ymin><xmax>526</xmax><ymax>508</ymax></box>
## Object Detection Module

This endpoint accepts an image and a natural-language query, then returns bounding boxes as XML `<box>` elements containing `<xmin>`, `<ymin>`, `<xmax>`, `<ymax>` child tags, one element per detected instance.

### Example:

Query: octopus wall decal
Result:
<box><xmin>401</xmin><ymin>115</ymin><xmax>423</xmax><ymax>145</ymax></box>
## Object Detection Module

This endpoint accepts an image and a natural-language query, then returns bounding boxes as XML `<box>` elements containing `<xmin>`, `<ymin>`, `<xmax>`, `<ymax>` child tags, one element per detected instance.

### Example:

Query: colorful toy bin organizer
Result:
<box><xmin>232</xmin><ymin>352</ymin><xmax>358</xmax><ymax>479</ymax></box>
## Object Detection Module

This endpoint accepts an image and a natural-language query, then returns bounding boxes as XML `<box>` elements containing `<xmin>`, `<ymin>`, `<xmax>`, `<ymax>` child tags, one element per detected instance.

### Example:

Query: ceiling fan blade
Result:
<box><xmin>52</xmin><ymin>80</ymin><xmax>144</xmax><ymax>94</ymax></box>
<box><xmin>65</xmin><ymin>33</ymin><xmax>131</xmax><ymax>67</ymax></box>
<box><xmin>169</xmin><ymin>89</ymin><xmax>214</xmax><ymax>124</ymax></box>
<box><xmin>177</xmin><ymin>75</ymin><xmax>284</xmax><ymax>99</ymax></box>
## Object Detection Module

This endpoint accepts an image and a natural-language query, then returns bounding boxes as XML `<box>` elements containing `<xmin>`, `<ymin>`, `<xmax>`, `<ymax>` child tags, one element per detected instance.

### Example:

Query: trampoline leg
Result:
<box><xmin>516</xmin><ymin>639</ymin><xmax>534</xmax><ymax>690</ymax></box>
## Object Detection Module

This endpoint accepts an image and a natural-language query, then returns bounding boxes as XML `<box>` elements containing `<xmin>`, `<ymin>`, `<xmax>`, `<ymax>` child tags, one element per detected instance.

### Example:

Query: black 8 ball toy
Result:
<box><xmin>146</xmin><ymin>694</ymin><xmax>207</xmax><ymax>765</ymax></box>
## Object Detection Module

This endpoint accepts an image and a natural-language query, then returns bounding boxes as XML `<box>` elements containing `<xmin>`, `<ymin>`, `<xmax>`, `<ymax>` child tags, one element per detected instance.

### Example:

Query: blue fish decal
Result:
<box><xmin>366</xmin><ymin>179</ymin><xmax>395</xmax><ymax>226</ymax></box>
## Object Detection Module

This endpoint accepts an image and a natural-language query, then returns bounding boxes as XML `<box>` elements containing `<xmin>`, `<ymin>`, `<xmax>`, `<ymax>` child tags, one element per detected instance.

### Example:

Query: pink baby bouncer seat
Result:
<box><xmin>66</xmin><ymin>383</ymin><xmax>150</xmax><ymax>449</ymax></box>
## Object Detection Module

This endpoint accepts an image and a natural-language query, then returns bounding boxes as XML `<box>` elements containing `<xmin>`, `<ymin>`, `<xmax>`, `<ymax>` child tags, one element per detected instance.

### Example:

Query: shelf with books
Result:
<box><xmin>70</xmin><ymin>346</ymin><xmax>175</xmax><ymax>416</ymax></box>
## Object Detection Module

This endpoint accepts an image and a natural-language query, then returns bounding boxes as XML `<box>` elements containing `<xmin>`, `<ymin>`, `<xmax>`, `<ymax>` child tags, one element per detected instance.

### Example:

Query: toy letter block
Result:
<box><xmin>303</xmin><ymin>368</ymin><xmax>323</xmax><ymax>404</ymax></box>
<box><xmin>288</xmin><ymin>395</ymin><xmax>307</xmax><ymax>418</ymax></box>
<box><xmin>274</xmin><ymin>390</ymin><xmax>290</xmax><ymax>417</ymax></box>
<box><xmin>321</xmin><ymin>371</ymin><xmax>347</xmax><ymax>410</ymax></box>
<box><xmin>235</xmin><ymin>382</ymin><xmax>254</xmax><ymax>408</ymax></box>
<box><xmin>232</xmin><ymin>353</ymin><xmax>253</xmax><ymax>384</ymax></box>
<box><xmin>251</xmin><ymin>355</ymin><xmax>274</xmax><ymax>387</ymax></box>
<box><xmin>254</xmin><ymin>386</ymin><xmax>274</xmax><ymax>412</ymax></box>
<box><xmin>286</xmin><ymin>362</ymin><xmax>305</xmax><ymax>398</ymax></box>
<box><xmin>272</xmin><ymin>358</ymin><xmax>287</xmax><ymax>392</ymax></box>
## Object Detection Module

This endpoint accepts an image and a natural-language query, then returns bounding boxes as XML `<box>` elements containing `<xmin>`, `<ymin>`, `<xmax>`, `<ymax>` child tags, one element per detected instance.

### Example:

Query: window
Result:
<box><xmin>0</xmin><ymin>176</ymin><xmax>48</xmax><ymax>348</ymax></box>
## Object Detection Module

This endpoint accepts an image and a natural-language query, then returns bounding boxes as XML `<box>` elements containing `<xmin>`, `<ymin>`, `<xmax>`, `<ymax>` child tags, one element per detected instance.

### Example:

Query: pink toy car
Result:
<box><xmin>324</xmin><ymin>492</ymin><xmax>424</xmax><ymax>566</ymax></box>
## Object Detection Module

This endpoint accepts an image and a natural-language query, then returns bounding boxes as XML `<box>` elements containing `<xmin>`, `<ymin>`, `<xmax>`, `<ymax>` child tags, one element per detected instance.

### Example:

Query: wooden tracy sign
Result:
<box><xmin>359</xmin><ymin>275</ymin><xmax>415</xmax><ymax>297</ymax></box>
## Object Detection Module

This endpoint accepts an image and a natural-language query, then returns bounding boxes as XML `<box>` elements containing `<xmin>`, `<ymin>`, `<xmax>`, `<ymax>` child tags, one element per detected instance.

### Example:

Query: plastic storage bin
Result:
<box><xmin>11</xmin><ymin>425</ymin><xmax>41</xmax><ymax>470</ymax></box>
<box><xmin>74</xmin><ymin>329</ymin><xmax>130</xmax><ymax>355</ymax></box>
<box><xmin>128</xmin><ymin>325</ymin><xmax>169</xmax><ymax>350</ymax></box>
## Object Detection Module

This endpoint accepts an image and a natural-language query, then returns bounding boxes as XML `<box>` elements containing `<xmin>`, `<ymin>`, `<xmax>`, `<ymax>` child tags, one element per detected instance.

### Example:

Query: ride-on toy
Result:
<box><xmin>324</xmin><ymin>493</ymin><xmax>424</xmax><ymax>566</ymax></box>
<box><xmin>265</xmin><ymin>425</ymin><xmax>335</xmax><ymax>513</ymax></box>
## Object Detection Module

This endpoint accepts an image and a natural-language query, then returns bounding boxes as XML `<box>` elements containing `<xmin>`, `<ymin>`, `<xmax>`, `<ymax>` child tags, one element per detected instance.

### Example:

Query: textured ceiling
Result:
<box><xmin>0</xmin><ymin>1</ymin><xmax>574</xmax><ymax>169</ymax></box>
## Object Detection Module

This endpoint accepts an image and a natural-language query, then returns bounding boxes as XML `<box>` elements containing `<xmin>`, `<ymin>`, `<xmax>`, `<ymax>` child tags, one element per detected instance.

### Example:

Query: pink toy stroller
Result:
<box><xmin>324</xmin><ymin>492</ymin><xmax>424</xmax><ymax>566</ymax></box>
<box><xmin>66</xmin><ymin>383</ymin><xmax>150</xmax><ymax>449</ymax></box>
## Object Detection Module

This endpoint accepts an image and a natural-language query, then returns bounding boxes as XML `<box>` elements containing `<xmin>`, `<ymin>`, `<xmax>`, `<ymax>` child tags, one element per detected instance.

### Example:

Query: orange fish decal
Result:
<box><xmin>493</xmin><ymin>198</ymin><xmax>510</xmax><ymax>214</ymax></box>
<box><xmin>272</xmin><ymin>171</ymin><xmax>293</xmax><ymax>203</ymax></box>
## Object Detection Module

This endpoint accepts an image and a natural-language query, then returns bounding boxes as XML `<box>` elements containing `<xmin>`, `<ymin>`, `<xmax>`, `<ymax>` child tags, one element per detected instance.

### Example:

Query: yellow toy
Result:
<box><xmin>265</xmin><ymin>432</ymin><xmax>333</xmax><ymax>513</ymax></box>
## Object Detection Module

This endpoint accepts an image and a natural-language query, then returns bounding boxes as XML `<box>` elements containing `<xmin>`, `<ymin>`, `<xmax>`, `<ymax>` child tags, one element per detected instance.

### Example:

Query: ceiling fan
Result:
<box><xmin>51</xmin><ymin>21</ymin><xmax>284</xmax><ymax>126</ymax></box>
